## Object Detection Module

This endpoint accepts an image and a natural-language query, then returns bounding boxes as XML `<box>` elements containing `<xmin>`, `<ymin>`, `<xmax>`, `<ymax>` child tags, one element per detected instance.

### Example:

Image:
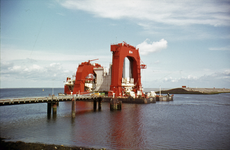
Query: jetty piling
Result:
<box><xmin>98</xmin><ymin>98</ymin><xmax>102</xmax><ymax>110</ymax></box>
<box><xmin>52</xmin><ymin>103</ymin><xmax>57</xmax><ymax>119</ymax></box>
<box><xmin>93</xmin><ymin>97</ymin><xmax>102</xmax><ymax>111</ymax></box>
<box><xmin>47</xmin><ymin>101</ymin><xmax>58</xmax><ymax>119</ymax></box>
<box><xmin>110</xmin><ymin>98</ymin><xmax>122</xmax><ymax>110</ymax></box>
<box><xmin>71</xmin><ymin>98</ymin><xmax>76</xmax><ymax>118</ymax></box>
<box><xmin>93</xmin><ymin>100</ymin><xmax>97</xmax><ymax>110</ymax></box>
<box><xmin>47</xmin><ymin>102</ymin><xmax>52</xmax><ymax>119</ymax></box>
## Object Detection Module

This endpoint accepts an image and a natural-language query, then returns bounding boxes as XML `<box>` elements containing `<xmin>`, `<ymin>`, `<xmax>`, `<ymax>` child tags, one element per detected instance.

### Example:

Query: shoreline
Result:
<box><xmin>155</xmin><ymin>88</ymin><xmax>230</xmax><ymax>94</ymax></box>
<box><xmin>0</xmin><ymin>138</ymin><xmax>103</xmax><ymax>150</ymax></box>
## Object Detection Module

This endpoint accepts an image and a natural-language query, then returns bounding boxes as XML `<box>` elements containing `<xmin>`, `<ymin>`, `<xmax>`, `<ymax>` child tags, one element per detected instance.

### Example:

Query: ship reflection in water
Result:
<box><xmin>1</xmin><ymin>94</ymin><xmax>230</xmax><ymax>149</ymax></box>
<box><xmin>67</xmin><ymin>101</ymin><xmax>147</xmax><ymax>149</ymax></box>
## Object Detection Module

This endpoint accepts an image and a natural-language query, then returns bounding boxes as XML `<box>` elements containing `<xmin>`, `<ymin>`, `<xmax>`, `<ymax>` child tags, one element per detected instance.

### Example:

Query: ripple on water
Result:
<box><xmin>1</xmin><ymin>94</ymin><xmax>230</xmax><ymax>149</ymax></box>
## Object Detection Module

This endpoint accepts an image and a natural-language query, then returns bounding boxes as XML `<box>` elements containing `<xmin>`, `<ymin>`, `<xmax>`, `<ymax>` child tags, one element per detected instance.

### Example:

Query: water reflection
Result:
<box><xmin>47</xmin><ymin>102</ymin><xmax>58</xmax><ymax>120</ymax></box>
<box><xmin>1</xmin><ymin>94</ymin><xmax>230</xmax><ymax>149</ymax></box>
<box><xmin>68</xmin><ymin>102</ymin><xmax>147</xmax><ymax>149</ymax></box>
<box><xmin>113</xmin><ymin>105</ymin><xmax>146</xmax><ymax>148</ymax></box>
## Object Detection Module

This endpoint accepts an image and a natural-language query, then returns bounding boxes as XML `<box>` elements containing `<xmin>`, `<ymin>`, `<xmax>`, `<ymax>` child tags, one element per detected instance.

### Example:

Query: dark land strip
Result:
<box><xmin>155</xmin><ymin>88</ymin><xmax>230</xmax><ymax>94</ymax></box>
<box><xmin>0</xmin><ymin>138</ymin><xmax>104</xmax><ymax>150</ymax></box>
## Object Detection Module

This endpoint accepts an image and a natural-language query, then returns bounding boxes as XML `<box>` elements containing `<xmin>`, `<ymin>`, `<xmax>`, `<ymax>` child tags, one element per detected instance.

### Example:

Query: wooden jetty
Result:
<box><xmin>0</xmin><ymin>94</ymin><xmax>172</xmax><ymax>118</ymax></box>
<box><xmin>0</xmin><ymin>95</ymin><xmax>100</xmax><ymax>106</ymax></box>
<box><xmin>0</xmin><ymin>95</ymin><xmax>103</xmax><ymax>118</ymax></box>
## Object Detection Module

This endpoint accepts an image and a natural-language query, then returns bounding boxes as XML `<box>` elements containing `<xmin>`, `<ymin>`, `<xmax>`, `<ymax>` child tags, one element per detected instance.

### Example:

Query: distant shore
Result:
<box><xmin>155</xmin><ymin>88</ymin><xmax>230</xmax><ymax>94</ymax></box>
<box><xmin>0</xmin><ymin>138</ymin><xmax>102</xmax><ymax>150</ymax></box>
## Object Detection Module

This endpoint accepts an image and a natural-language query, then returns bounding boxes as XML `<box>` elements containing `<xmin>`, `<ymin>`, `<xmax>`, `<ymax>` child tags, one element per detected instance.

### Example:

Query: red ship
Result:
<box><xmin>64</xmin><ymin>42</ymin><xmax>147</xmax><ymax>98</ymax></box>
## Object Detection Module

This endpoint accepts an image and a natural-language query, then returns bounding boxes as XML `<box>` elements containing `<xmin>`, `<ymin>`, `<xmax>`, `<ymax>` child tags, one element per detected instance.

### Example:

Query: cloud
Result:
<box><xmin>0</xmin><ymin>63</ymin><xmax>69</xmax><ymax>88</ymax></box>
<box><xmin>1</xmin><ymin>43</ymin><xmax>114</xmax><ymax>87</ymax></box>
<box><xmin>57</xmin><ymin>12</ymin><xmax>65</xmax><ymax>16</ymax></box>
<box><xmin>165</xmin><ymin>70</ymin><xmax>230</xmax><ymax>83</ymax></box>
<box><xmin>164</xmin><ymin>77</ymin><xmax>179</xmax><ymax>83</ymax></box>
<box><xmin>1</xmin><ymin>62</ymin><xmax>68</xmax><ymax>80</ymax></box>
<box><xmin>209</xmin><ymin>46</ymin><xmax>230</xmax><ymax>51</ymax></box>
<box><xmin>161</xmin><ymin>70</ymin><xmax>230</xmax><ymax>87</ymax></box>
<box><xmin>1</xmin><ymin>45</ymin><xmax>110</xmax><ymax>63</ymax></box>
<box><xmin>163</xmin><ymin>75</ymin><xmax>198</xmax><ymax>83</ymax></box>
<box><xmin>211</xmin><ymin>69</ymin><xmax>230</xmax><ymax>79</ymax></box>
<box><xmin>137</xmin><ymin>39</ymin><xmax>167</xmax><ymax>55</ymax></box>
<box><xmin>59</xmin><ymin>0</ymin><xmax>230</xmax><ymax>26</ymax></box>
<box><xmin>1</xmin><ymin>45</ymin><xmax>112</xmax><ymax>87</ymax></box>
<box><xmin>223</xmin><ymin>69</ymin><xmax>230</xmax><ymax>76</ymax></box>
<box><xmin>154</xmin><ymin>60</ymin><xmax>160</xmax><ymax>64</ymax></box>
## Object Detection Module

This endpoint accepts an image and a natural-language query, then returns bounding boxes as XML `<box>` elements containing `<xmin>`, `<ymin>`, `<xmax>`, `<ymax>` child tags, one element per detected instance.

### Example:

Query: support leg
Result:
<box><xmin>52</xmin><ymin>103</ymin><xmax>57</xmax><ymax>119</ymax></box>
<box><xmin>110</xmin><ymin>98</ymin><xmax>122</xmax><ymax>111</ymax></box>
<box><xmin>71</xmin><ymin>99</ymin><xmax>76</xmax><ymax>118</ymax></box>
<box><xmin>98</xmin><ymin>99</ymin><xmax>101</xmax><ymax>110</ymax></box>
<box><xmin>47</xmin><ymin>102</ymin><xmax>51</xmax><ymax>119</ymax></box>
<box><xmin>118</xmin><ymin>101</ymin><xmax>122</xmax><ymax>110</ymax></box>
<box><xmin>93</xmin><ymin>100</ymin><xmax>97</xmax><ymax>110</ymax></box>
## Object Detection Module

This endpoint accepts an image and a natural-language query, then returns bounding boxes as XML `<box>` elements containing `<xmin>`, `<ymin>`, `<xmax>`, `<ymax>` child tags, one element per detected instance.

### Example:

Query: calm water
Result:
<box><xmin>0</xmin><ymin>88</ymin><xmax>230</xmax><ymax>149</ymax></box>
<box><xmin>0</xmin><ymin>88</ymin><xmax>64</xmax><ymax>99</ymax></box>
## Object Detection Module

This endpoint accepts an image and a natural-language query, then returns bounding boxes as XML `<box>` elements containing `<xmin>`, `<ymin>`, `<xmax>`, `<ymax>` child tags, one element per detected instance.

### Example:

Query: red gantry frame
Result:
<box><xmin>109</xmin><ymin>42</ymin><xmax>145</xmax><ymax>97</ymax></box>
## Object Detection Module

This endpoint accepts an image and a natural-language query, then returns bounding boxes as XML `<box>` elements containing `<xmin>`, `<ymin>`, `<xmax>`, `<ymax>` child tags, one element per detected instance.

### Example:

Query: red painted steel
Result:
<box><xmin>64</xmin><ymin>42</ymin><xmax>146</xmax><ymax>97</ymax></box>
<box><xmin>140</xmin><ymin>64</ymin><xmax>147</xmax><ymax>69</ymax></box>
<box><xmin>110</xmin><ymin>42</ymin><xmax>143</xmax><ymax>97</ymax></box>
<box><xmin>72</xmin><ymin>61</ymin><xmax>102</xmax><ymax>95</ymax></box>
<box><xmin>64</xmin><ymin>77</ymin><xmax>72</xmax><ymax>94</ymax></box>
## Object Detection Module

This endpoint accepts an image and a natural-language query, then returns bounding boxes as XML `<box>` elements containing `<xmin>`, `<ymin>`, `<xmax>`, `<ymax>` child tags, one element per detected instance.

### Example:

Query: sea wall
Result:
<box><xmin>155</xmin><ymin>88</ymin><xmax>230</xmax><ymax>94</ymax></box>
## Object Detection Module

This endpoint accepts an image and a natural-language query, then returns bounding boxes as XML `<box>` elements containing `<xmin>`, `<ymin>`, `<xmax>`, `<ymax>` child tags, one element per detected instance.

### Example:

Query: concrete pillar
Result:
<box><xmin>72</xmin><ymin>98</ymin><xmax>76</xmax><ymax>118</ymax></box>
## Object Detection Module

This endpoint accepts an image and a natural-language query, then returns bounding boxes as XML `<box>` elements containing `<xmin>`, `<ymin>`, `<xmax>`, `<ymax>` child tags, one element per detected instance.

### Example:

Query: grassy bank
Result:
<box><xmin>0</xmin><ymin>138</ymin><xmax>103</xmax><ymax>150</ymax></box>
<box><xmin>155</xmin><ymin>88</ymin><xmax>230</xmax><ymax>94</ymax></box>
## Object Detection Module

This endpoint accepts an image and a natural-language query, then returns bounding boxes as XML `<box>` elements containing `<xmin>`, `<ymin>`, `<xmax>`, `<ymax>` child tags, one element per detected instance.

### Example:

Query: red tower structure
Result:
<box><xmin>64</xmin><ymin>59</ymin><xmax>102</xmax><ymax>95</ymax></box>
<box><xmin>110</xmin><ymin>42</ymin><xmax>145</xmax><ymax>97</ymax></box>
<box><xmin>73</xmin><ymin>60</ymin><xmax>102</xmax><ymax>95</ymax></box>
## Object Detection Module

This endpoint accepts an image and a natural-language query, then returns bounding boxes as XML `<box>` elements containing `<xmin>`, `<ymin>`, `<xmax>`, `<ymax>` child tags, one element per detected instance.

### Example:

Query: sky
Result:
<box><xmin>1</xmin><ymin>0</ymin><xmax>230</xmax><ymax>89</ymax></box>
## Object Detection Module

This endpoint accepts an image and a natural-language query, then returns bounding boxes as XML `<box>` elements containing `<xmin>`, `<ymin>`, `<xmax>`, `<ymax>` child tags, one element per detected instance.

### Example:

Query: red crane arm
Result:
<box><xmin>88</xmin><ymin>58</ymin><xmax>99</xmax><ymax>63</ymax></box>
